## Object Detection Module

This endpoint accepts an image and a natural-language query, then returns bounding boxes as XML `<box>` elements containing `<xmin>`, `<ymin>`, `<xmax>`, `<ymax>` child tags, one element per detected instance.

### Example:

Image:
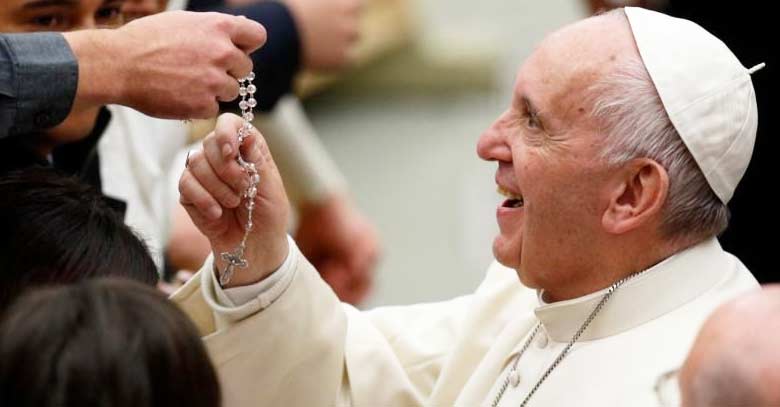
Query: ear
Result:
<box><xmin>601</xmin><ymin>158</ymin><xmax>669</xmax><ymax>235</ymax></box>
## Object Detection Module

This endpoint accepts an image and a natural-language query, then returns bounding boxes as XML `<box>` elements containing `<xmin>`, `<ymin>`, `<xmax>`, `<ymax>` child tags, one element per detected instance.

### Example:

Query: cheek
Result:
<box><xmin>521</xmin><ymin>157</ymin><xmax>601</xmax><ymax>234</ymax></box>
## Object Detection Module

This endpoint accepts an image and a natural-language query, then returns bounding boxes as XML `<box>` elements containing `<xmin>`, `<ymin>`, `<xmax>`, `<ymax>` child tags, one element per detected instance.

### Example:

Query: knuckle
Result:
<box><xmin>214</xmin><ymin>161</ymin><xmax>230</xmax><ymax>178</ymax></box>
<box><xmin>214</xmin><ymin>126</ymin><xmax>234</xmax><ymax>146</ymax></box>
<box><xmin>213</xmin><ymin>45</ymin><xmax>235</xmax><ymax>66</ymax></box>
<box><xmin>192</xmin><ymin>194</ymin><xmax>213</xmax><ymax>210</ymax></box>
<box><xmin>178</xmin><ymin>171</ymin><xmax>191</xmax><ymax>194</ymax></box>
<box><xmin>218</xmin><ymin>189</ymin><xmax>236</xmax><ymax>205</ymax></box>
<box><xmin>189</xmin><ymin>150</ymin><xmax>205</xmax><ymax>167</ymax></box>
<box><xmin>212</xmin><ymin>15</ymin><xmax>232</xmax><ymax>33</ymax></box>
<box><xmin>205</xmin><ymin>71</ymin><xmax>225</xmax><ymax>93</ymax></box>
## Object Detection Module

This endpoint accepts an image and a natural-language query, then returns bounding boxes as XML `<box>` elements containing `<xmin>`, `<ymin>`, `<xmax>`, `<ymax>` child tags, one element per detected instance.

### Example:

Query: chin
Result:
<box><xmin>492</xmin><ymin>235</ymin><xmax>522</xmax><ymax>269</ymax></box>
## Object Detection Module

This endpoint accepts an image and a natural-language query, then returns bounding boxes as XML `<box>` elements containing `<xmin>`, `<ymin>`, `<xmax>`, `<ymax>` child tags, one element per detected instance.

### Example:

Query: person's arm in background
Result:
<box><xmin>188</xmin><ymin>0</ymin><xmax>360</xmax><ymax>111</ymax></box>
<box><xmin>0</xmin><ymin>11</ymin><xmax>266</xmax><ymax>139</ymax></box>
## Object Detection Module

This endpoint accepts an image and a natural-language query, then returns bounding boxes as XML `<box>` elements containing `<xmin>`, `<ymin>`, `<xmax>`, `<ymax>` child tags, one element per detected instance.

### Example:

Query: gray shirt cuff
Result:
<box><xmin>0</xmin><ymin>32</ymin><xmax>78</xmax><ymax>138</ymax></box>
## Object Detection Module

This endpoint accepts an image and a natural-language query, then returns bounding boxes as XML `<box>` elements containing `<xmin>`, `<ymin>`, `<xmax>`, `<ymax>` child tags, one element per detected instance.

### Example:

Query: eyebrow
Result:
<box><xmin>22</xmin><ymin>0</ymin><xmax>79</xmax><ymax>8</ymax></box>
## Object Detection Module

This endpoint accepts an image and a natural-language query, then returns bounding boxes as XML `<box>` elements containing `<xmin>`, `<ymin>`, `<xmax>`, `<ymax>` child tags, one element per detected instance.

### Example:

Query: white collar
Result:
<box><xmin>534</xmin><ymin>238</ymin><xmax>734</xmax><ymax>342</ymax></box>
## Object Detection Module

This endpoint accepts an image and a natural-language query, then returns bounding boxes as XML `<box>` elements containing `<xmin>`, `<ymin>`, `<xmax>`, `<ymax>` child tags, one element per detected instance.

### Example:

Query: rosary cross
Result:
<box><xmin>220</xmin><ymin>248</ymin><xmax>248</xmax><ymax>286</ymax></box>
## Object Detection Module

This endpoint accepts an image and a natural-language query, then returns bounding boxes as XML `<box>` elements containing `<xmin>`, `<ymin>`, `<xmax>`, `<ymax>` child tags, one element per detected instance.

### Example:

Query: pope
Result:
<box><xmin>174</xmin><ymin>7</ymin><xmax>764</xmax><ymax>407</ymax></box>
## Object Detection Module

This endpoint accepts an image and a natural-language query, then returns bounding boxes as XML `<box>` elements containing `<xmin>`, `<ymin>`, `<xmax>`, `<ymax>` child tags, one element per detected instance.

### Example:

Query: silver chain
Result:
<box><xmin>491</xmin><ymin>271</ymin><xmax>644</xmax><ymax>407</ymax></box>
<box><xmin>218</xmin><ymin>72</ymin><xmax>259</xmax><ymax>286</ymax></box>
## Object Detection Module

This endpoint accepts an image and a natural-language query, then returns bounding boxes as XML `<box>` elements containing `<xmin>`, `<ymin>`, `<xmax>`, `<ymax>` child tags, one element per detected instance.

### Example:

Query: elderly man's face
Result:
<box><xmin>477</xmin><ymin>16</ymin><xmax>637</xmax><ymax>296</ymax></box>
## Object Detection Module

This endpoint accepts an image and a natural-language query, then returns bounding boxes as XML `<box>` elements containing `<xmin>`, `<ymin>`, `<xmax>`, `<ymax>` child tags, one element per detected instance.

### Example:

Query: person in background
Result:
<box><xmin>0</xmin><ymin>1</ymin><xmax>261</xmax><ymax>195</ymax></box>
<box><xmin>674</xmin><ymin>285</ymin><xmax>780</xmax><ymax>406</ymax></box>
<box><xmin>0</xmin><ymin>168</ymin><xmax>158</xmax><ymax>312</ymax></box>
<box><xmin>0</xmin><ymin>278</ymin><xmax>220</xmax><ymax>407</ymax></box>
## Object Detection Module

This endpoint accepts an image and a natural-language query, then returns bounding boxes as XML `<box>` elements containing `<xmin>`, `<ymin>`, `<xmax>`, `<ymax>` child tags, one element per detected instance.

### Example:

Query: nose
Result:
<box><xmin>74</xmin><ymin>16</ymin><xmax>97</xmax><ymax>30</ymax></box>
<box><xmin>477</xmin><ymin>112</ymin><xmax>513</xmax><ymax>162</ymax></box>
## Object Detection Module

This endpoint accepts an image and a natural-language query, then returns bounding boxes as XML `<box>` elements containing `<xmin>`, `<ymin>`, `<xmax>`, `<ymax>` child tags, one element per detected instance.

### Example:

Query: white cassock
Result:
<box><xmin>171</xmin><ymin>237</ymin><xmax>757</xmax><ymax>406</ymax></box>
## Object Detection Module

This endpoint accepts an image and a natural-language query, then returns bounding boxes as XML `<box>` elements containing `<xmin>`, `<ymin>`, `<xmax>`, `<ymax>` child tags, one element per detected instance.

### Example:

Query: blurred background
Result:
<box><xmin>299</xmin><ymin>0</ymin><xmax>588</xmax><ymax>307</ymax></box>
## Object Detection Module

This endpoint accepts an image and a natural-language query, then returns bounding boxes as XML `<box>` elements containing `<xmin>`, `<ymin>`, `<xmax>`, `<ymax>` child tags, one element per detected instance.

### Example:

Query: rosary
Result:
<box><xmin>218</xmin><ymin>72</ymin><xmax>259</xmax><ymax>286</ymax></box>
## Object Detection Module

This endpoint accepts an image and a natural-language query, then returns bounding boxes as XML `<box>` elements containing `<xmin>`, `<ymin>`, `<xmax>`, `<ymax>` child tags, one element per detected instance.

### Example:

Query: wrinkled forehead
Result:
<box><xmin>513</xmin><ymin>14</ymin><xmax>639</xmax><ymax>116</ymax></box>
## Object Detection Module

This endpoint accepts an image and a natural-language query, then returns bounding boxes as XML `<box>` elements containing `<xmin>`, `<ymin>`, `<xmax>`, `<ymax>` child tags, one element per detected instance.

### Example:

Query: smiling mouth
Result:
<box><xmin>497</xmin><ymin>185</ymin><xmax>524</xmax><ymax>208</ymax></box>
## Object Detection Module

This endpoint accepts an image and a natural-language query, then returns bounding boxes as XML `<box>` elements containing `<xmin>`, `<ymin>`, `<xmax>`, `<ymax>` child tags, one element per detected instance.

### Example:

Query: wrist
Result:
<box><xmin>212</xmin><ymin>235</ymin><xmax>290</xmax><ymax>288</ymax></box>
<box><xmin>64</xmin><ymin>29</ymin><xmax>125</xmax><ymax>108</ymax></box>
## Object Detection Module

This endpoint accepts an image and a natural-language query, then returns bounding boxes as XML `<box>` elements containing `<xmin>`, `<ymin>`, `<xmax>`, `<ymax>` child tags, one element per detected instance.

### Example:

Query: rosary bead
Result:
<box><xmin>239</xmin><ymin>87</ymin><xmax>247</xmax><ymax>96</ymax></box>
<box><xmin>239</xmin><ymin>100</ymin><xmax>248</xmax><ymax>110</ymax></box>
<box><xmin>247</xmin><ymin>84</ymin><xmax>257</xmax><ymax>94</ymax></box>
<box><xmin>247</xmin><ymin>72</ymin><xmax>255</xmax><ymax>81</ymax></box>
<box><xmin>248</xmin><ymin>98</ymin><xmax>257</xmax><ymax>108</ymax></box>
<box><xmin>244</xmin><ymin>112</ymin><xmax>254</xmax><ymax>121</ymax></box>
<box><xmin>250</xmin><ymin>173</ymin><xmax>260</xmax><ymax>184</ymax></box>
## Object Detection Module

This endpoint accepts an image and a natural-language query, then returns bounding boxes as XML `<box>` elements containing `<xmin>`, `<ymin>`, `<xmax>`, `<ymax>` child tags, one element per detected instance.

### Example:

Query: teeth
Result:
<box><xmin>497</xmin><ymin>185</ymin><xmax>524</xmax><ymax>201</ymax></box>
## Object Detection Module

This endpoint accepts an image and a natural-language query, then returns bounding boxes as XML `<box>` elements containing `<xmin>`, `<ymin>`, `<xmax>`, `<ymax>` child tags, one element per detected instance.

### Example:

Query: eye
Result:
<box><xmin>526</xmin><ymin>112</ymin><xmax>542</xmax><ymax>130</ymax></box>
<box><xmin>521</xmin><ymin>99</ymin><xmax>543</xmax><ymax>131</ymax></box>
<box><xmin>32</xmin><ymin>14</ymin><xmax>66</xmax><ymax>29</ymax></box>
<box><xmin>96</xmin><ymin>6</ymin><xmax>123</xmax><ymax>26</ymax></box>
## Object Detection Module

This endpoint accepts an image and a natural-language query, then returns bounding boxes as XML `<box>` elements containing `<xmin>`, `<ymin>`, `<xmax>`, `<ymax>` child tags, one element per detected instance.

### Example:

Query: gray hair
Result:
<box><xmin>586</xmin><ymin>10</ymin><xmax>728</xmax><ymax>243</ymax></box>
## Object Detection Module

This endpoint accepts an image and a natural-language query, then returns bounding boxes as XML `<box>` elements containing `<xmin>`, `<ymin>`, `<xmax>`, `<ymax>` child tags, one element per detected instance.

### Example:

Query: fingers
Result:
<box><xmin>179</xmin><ymin>165</ymin><xmax>223</xmax><ymax>221</ymax></box>
<box><xmin>189</xmin><ymin>146</ymin><xmax>243</xmax><ymax>209</ymax></box>
<box><xmin>216</xmin><ymin>73</ymin><xmax>241</xmax><ymax>102</ymax></box>
<box><xmin>203</xmin><ymin>127</ymin><xmax>249</xmax><ymax>192</ymax></box>
<box><xmin>213</xmin><ymin>113</ymin><xmax>267</xmax><ymax>171</ymax></box>
<box><xmin>228</xmin><ymin>15</ymin><xmax>267</xmax><ymax>53</ymax></box>
<box><xmin>181</xmin><ymin>113</ymin><xmax>276</xmax><ymax>224</ymax></box>
<box><xmin>238</xmin><ymin>126</ymin><xmax>266</xmax><ymax>168</ymax></box>
<box><xmin>216</xmin><ymin>54</ymin><xmax>251</xmax><ymax>103</ymax></box>
<box><xmin>226</xmin><ymin>50</ymin><xmax>254</xmax><ymax>83</ymax></box>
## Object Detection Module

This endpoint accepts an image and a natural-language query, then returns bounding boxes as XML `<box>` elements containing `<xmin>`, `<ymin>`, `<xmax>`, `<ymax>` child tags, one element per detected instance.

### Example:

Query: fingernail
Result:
<box><xmin>208</xmin><ymin>205</ymin><xmax>222</xmax><ymax>220</ymax></box>
<box><xmin>222</xmin><ymin>144</ymin><xmax>233</xmax><ymax>157</ymax></box>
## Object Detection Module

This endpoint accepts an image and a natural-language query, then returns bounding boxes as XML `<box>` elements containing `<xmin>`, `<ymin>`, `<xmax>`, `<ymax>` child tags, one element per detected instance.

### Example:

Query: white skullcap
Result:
<box><xmin>624</xmin><ymin>7</ymin><xmax>763</xmax><ymax>203</ymax></box>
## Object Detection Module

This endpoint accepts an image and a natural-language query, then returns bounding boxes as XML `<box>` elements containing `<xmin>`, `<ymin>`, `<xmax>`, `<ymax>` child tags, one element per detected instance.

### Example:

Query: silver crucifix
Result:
<box><xmin>219</xmin><ymin>248</ymin><xmax>248</xmax><ymax>286</ymax></box>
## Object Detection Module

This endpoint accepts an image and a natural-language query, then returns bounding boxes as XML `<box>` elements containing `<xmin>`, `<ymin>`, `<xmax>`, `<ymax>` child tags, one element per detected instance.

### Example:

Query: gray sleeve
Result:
<box><xmin>0</xmin><ymin>32</ymin><xmax>78</xmax><ymax>139</ymax></box>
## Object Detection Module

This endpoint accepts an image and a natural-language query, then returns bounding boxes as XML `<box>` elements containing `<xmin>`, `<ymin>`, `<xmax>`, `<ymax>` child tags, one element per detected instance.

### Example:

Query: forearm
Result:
<box><xmin>62</xmin><ymin>30</ymin><xmax>123</xmax><ymax>114</ymax></box>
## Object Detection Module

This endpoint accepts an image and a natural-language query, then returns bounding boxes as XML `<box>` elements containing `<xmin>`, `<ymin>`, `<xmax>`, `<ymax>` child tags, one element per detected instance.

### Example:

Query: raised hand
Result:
<box><xmin>179</xmin><ymin>113</ymin><xmax>289</xmax><ymax>287</ymax></box>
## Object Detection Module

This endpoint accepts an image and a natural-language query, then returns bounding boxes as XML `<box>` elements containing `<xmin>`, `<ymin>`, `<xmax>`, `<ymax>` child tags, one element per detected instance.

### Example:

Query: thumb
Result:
<box><xmin>228</xmin><ymin>15</ymin><xmax>267</xmax><ymax>53</ymax></box>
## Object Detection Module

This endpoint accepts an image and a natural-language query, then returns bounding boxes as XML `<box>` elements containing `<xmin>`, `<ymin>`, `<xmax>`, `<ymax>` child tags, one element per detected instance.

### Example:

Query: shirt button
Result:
<box><xmin>536</xmin><ymin>332</ymin><xmax>549</xmax><ymax>348</ymax></box>
<box><xmin>509</xmin><ymin>370</ymin><xmax>521</xmax><ymax>387</ymax></box>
